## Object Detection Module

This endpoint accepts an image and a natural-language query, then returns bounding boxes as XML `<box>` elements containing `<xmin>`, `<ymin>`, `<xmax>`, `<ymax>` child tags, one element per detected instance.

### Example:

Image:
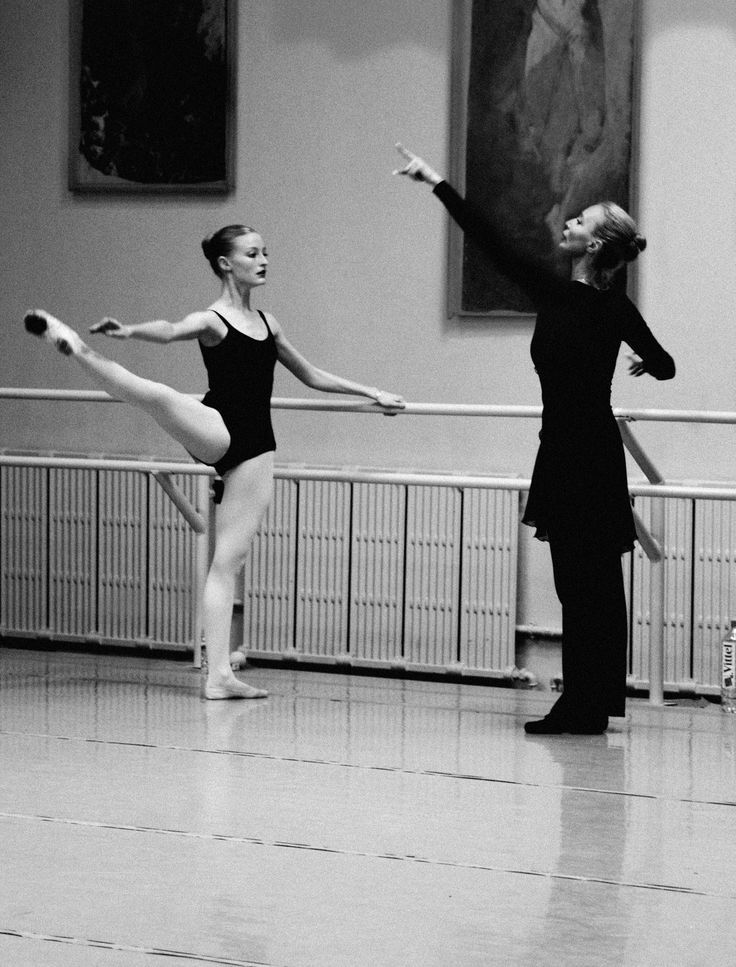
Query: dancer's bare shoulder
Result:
<box><xmin>181</xmin><ymin>308</ymin><xmax>227</xmax><ymax>346</ymax></box>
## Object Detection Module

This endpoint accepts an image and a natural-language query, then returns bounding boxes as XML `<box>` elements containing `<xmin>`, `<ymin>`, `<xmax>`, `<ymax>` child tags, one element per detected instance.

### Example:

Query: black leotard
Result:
<box><xmin>199</xmin><ymin>309</ymin><xmax>277</xmax><ymax>476</ymax></box>
<box><xmin>433</xmin><ymin>181</ymin><xmax>675</xmax><ymax>551</ymax></box>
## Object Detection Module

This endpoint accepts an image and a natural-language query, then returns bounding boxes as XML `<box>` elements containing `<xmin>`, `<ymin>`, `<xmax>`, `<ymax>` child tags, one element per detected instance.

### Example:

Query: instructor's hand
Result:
<box><xmin>393</xmin><ymin>143</ymin><xmax>443</xmax><ymax>186</ymax></box>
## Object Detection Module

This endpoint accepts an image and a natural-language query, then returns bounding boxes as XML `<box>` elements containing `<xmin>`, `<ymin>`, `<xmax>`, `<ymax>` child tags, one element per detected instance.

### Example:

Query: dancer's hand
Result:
<box><xmin>374</xmin><ymin>390</ymin><xmax>406</xmax><ymax>415</ymax></box>
<box><xmin>90</xmin><ymin>317</ymin><xmax>131</xmax><ymax>339</ymax></box>
<box><xmin>393</xmin><ymin>143</ymin><xmax>443</xmax><ymax>186</ymax></box>
<box><xmin>627</xmin><ymin>354</ymin><xmax>646</xmax><ymax>377</ymax></box>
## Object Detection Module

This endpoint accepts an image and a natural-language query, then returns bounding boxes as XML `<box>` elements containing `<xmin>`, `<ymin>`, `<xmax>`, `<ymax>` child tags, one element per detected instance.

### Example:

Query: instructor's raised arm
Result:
<box><xmin>392</xmin><ymin>143</ymin><xmax>443</xmax><ymax>187</ymax></box>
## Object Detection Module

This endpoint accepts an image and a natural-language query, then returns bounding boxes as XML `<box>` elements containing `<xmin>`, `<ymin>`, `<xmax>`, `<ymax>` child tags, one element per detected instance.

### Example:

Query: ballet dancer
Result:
<box><xmin>25</xmin><ymin>223</ymin><xmax>404</xmax><ymax>699</ymax></box>
<box><xmin>394</xmin><ymin>143</ymin><xmax>674</xmax><ymax>734</ymax></box>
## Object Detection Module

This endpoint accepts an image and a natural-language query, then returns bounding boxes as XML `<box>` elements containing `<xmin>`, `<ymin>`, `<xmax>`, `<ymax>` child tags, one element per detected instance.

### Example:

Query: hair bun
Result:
<box><xmin>622</xmin><ymin>233</ymin><xmax>646</xmax><ymax>262</ymax></box>
<box><xmin>200</xmin><ymin>224</ymin><xmax>256</xmax><ymax>278</ymax></box>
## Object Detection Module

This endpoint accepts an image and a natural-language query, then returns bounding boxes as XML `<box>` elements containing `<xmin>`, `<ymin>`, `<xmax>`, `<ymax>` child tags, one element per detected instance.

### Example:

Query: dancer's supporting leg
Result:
<box><xmin>201</xmin><ymin>452</ymin><xmax>273</xmax><ymax>699</ymax></box>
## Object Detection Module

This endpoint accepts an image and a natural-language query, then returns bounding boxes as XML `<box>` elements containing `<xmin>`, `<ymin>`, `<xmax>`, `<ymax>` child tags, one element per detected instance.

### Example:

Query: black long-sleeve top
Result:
<box><xmin>433</xmin><ymin>180</ymin><xmax>675</xmax><ymax>549</ymax></box>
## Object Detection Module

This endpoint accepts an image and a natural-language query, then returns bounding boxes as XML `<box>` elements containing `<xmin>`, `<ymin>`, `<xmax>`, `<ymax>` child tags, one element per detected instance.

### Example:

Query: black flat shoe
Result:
<box><xmin>524</xmin><ymin>716</ymin><xmax>567</xmax><ymax>734</ymax></box>
<box><xmin>524</xmin><ymin>715</ymin><xmax>608</xmax><ymax>735</ymax></box>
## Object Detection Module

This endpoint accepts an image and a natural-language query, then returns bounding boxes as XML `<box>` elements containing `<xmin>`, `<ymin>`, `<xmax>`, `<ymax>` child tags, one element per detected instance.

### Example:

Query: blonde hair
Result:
<box><xmin>591</xmin><ymin>202</ymin><xmax>646</xmax><ymax>289</ymax></box>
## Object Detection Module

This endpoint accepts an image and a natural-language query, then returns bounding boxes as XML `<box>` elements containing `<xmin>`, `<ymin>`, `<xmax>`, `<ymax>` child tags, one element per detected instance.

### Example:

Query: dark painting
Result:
<box><xmin>449</xmin><ymin>0</ymin><xmax>638</xmax><ymax>315</ymax></box>
<box><xmin>70</xmin><ymin>0</ymin><xmax>235</xmax><ymax>192</ymax></box>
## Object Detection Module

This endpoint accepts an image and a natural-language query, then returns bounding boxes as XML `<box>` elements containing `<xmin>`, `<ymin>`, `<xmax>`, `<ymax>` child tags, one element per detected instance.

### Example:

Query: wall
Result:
<box><xmin>0</xmin><ymin>0</ymin><xmax>734</xmax><ymax>634</ymax></box>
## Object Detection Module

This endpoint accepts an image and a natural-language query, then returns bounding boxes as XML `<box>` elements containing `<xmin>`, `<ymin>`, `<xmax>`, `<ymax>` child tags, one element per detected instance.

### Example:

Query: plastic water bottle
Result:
<box><xmin>200</xmin><ymin>639</ymin><xmax>209</xmax><ymax>697</ymax></box>
<box><xmin>721</xmin><ymin>621</ymin><xmax>736</xmax><ymax>713</ymax></box>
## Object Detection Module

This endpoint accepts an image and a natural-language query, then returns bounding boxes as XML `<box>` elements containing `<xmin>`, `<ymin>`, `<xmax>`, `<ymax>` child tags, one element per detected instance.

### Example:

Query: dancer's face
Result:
<box><xmin>559</xmin><ymin>205</ymin><xmax>605</xmax><ymax>257</ymax></box>
<box><xmin>222</xmin><ymin>232</ymin><xmax>268</xmax><ymax>287</ymax></box>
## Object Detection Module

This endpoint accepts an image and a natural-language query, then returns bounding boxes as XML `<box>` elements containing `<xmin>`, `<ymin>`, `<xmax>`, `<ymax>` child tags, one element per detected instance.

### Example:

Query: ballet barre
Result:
<box><xmin>3</xmin><ymin>387</ymin><xmax>736</xmax><ymax>425</ymax></box>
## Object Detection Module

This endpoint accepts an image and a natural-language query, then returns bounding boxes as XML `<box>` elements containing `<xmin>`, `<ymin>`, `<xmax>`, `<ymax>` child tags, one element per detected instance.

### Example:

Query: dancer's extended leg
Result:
<box><xmin>24</xmin><ymin>310</ymin><xmax>229</xmax><ymax>465</ymax></box>
<box><xmin>201</xmin><ymin>452</ymin><xmax>273</xmax><ymax>699</ymax></box>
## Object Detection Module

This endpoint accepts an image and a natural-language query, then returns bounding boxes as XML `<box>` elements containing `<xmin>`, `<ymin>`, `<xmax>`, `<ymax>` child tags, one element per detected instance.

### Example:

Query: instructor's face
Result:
<box><xmin>559</xmin><ymin>205</ymin><xmax>605</xmax><ymax>256</ymax></box>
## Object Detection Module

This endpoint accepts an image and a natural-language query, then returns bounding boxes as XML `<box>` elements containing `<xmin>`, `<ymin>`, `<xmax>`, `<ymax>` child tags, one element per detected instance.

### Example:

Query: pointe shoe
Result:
<box><xmin>24</xmin><ymin>309</ymin><xmax>83</xmax><ymax>356</ymax></box>
<box><xmin>203</xmin><ymin>677</ymin><xmax>268</xmax><ymax>700</ymax></box>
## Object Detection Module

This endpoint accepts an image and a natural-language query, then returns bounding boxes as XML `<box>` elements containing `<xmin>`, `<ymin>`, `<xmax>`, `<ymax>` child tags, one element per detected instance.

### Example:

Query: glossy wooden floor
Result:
<box><xmin>1</xmin><ymin>647</ymin><xmax>734</xmax><ymax>966</ymax></box>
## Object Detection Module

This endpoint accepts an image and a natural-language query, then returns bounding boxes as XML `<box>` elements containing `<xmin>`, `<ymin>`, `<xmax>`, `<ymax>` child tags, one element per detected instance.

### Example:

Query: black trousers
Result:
<box><xmin>549</xmin><ymin>538</ymin><xmax>629</xmax><ymax>719</ymax></box>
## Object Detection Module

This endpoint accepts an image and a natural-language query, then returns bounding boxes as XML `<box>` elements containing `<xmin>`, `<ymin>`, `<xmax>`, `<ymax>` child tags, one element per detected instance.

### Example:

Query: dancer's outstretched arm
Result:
<box><xmin>90</xmin><ymin>312</ymin><xmax>218</xmax><ymax>344</ymax></box>
<box><xmin>268</xmin><ymin>313</ymin><xmax>404</xmax><ymax>411</ymax></box>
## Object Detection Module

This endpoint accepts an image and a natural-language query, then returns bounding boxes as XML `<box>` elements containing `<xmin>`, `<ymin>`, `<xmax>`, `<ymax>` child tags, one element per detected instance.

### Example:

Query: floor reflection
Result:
<box><xmin>1</xmin><ymin>647</ymin><xmax>735</xmax><ymax>966</ymax></box>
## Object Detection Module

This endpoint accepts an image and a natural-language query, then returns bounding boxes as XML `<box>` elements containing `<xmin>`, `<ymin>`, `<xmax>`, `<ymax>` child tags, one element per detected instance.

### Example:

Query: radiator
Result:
<box><xmin>242</xmin><ymin>477</ymin><xmax>297</xmax><ymax>657</ymax></box>
<box><xmin>351</xmin><ymin>482</ymin><xmax>405</xmax><ymax>664</ymax></box>
<box><xmin>630</xmin><ymin>496</ymin><xmax>736</xmax><ymax>691</ymax></box>
<box><xmin>4</xmin><ymin>463</ymin><xmax>732</xmax><ymax>689</ymax></box>
<box><xmin>243</xmin><ymin>478</ymin><xmax>519</xmax><ymax>676</ymax></box>
<box><xmin>692</xmin><ymin>499</ymin><xmax>736</xmax><ymax>688</ymax></box>
<box><xmin>1</xmin><ymin>466</ymin><xmax>200</xmax><ymax>649</ymax></box>
<box><xmin>1</xmin><ymin>467</ymin><xmax>48</xmax><ymax>635</ymax></box>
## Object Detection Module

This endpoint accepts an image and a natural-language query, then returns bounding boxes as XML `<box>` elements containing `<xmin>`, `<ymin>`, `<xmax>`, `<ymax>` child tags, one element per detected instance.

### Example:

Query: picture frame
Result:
<box><xmin>69</xmin><ymin>0</ymin><xmax>236</xmax><ymax>194</ymax></box>
<box><xmin>448</xmin><ymin>0</ymin><xmax>640</xmax><ymax>317</ymax></box>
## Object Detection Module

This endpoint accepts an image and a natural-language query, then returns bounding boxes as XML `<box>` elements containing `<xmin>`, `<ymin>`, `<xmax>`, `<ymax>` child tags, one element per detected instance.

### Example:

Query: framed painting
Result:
<box><xmin>69</xmin><ymin>0</ymin><xmax>236</xmax><ymax>193</ymax></box>
<box><xmin>448</xmin><ymin>0</ymin><xmax>639</xmax><ymax>316</ymax></box>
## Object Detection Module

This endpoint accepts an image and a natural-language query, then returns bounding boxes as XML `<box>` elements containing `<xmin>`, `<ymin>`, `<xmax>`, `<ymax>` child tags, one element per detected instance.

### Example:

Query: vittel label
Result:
<box><xmin>723</xmin><ymin>640</ymin><xmax>735</xmax><ymax>688</ymax></box>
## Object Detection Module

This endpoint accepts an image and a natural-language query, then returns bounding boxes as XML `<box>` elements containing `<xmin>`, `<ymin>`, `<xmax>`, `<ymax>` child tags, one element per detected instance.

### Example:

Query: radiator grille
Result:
<box><xmin>630</xmin><ymin>496</ymin><xmax>735</xmax><ymax>691</ymax></box>
<box><xmin>4</xmin><ymin>462</ymin><xmax>732</xmax><ymax>689</ymax></box>
<box><xmin>460</xmin><ymin>488</ymin><xmax>519</xmax><ymax>673</ymax></box>
<box><xmin>149</xmin><ymin>472</ymin><xmax>197</xmax><ymax>646</ymax></box>
<box><xmin>243</xmin><ymin>478</ymin><xmax>519</xmax><ymax>675</ymax></box>
<box><xmin>0</xmin><ymin>466</ymin><xmax>199</xmax><ymax>649</ymax></box>
<box><xmin>630</xmin><ymin>497</ymin><xmax>693</xmax><ymax>686</ymax></box>
<box><xmin>242</xmin><ymin>477</ymin><xmax>297</xmax><ymax>657</ymax></box>
<box><xmin>49</xmin><ymin>468</ymin><xmax>96</xmax><ymax>637</ymax></box>
<box><xmin>692</xmin><ymin>499</ymin><xmax>736</xmax><ymax>687</ymax></box>
<box><xmin>297</xmin><ymin>480</ymin><xmax>352</xmax><ymax>659</ymax></box>
<box><xmin>98</xmin><ymin>470</ymin><xmax>147</xmax><ymax>643</ymax></box>
<box><xmin>1</xmin><ymin>467</ymin><xmax>48</xmax><ymax>633</ymax></box>
<box><xmin>351</xmin><ymin>483</ymin><xmax>405</xmax><ymax>664</ymax></box>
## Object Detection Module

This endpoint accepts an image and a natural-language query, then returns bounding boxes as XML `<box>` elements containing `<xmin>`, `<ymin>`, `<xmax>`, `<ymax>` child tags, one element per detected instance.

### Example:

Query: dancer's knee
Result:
<box><xmin>210</xmin><ymin>544</ymin><xmax>249</xmax><ymax>581</ymax></box>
